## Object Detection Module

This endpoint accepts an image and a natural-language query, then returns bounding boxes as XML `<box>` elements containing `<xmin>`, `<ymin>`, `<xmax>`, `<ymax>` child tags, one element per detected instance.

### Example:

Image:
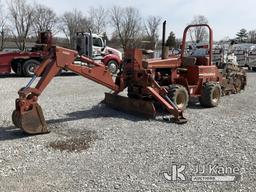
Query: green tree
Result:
<box><xmin>166</xmin><ymin>31</ymin><xmax>176</xmax><ymax>48</ymax></box>
<box><xmin>236</xmin><ymin>28</ymin><xmax>248</xmax><ymax>43</ymax></box>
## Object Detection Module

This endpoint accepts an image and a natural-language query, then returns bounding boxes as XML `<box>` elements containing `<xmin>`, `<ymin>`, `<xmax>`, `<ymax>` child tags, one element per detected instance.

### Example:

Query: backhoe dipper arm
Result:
<box><xmin>13</xmin><ymin>46</ymin><xmax>120</xmax><ymax>135</ymax></box>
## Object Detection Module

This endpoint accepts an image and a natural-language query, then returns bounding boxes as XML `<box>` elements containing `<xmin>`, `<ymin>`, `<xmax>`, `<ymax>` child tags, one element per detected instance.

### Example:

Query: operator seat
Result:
<box><xmin>195</xmin><ymin>56</ymin><xmax>210</xmax><ymax>66</ymax></box>
<box><xmin>177</xmin><ymin>56</ymin><xmax>197</xmax><ymax>74</ymax></box>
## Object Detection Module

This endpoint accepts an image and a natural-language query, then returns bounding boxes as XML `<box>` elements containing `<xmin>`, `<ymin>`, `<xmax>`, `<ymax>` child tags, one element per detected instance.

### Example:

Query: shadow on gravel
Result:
<box><xmin>0</xmin><ymin>100</ymin><xmax>195</xmax><ymax>141</ymax></box>
<box><xmin>0</xmin><ymin>72</ymin><xmax>77</xmax><ymax>79</ymax></box>
<box><xmin>0</xmin><ymin>104</ymin><xmax>144</xmax><ymax>141</ymax></box>
<box><xmin>0</xmin><ymin>74</ymin><xmax>19</xmax><ymax>78</ymax></box>
<box><xmin>188</xmin><ymin>103</ymin><xmax>205</xmax><ymax>109</ymax></box>
<box><xmin>0</xmin><ymin>126</ymin><xmax>30</xmax><ymax>141</ymax></box>
<box><xmin>47</xmin><ymin>104</ymin><xmax>145</xmax><ymax>126</ymax></box>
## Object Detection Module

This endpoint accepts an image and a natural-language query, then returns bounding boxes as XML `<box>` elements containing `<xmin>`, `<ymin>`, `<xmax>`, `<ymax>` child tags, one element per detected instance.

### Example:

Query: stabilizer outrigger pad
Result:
<box><xmin>163</xmin><ymin>116</ymin><xmax>188</xmax><ymax>124</ymax></box>
<box><xmin>12</xmin><ymin>103</ymin><xmax>49</xmax><ymax>135</ymax></box>
<box><xmin>104</xmin><ymin>93</ymin><xmax>187</xmax><ymax>124</ymax></box>
<box><xmin>104</xmin><ymin>93</ymin><xmax>157</xmax><ymax>119</ymax></box>
<box><xmin>174</xmin><ymin>117</ymin><xmax>188</xmax><ymax>124</ymax></box>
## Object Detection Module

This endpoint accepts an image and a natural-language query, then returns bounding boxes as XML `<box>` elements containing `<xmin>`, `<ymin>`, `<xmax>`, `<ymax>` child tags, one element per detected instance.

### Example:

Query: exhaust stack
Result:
<box><xmin>161</xmin><ymin>21</ymin><xmax>168</xmax><ymax>59</ymax></box>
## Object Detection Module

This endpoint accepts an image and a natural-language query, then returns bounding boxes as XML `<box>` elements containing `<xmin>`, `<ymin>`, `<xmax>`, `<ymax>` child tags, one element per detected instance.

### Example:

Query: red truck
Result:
<box><xmin>0</xmin><ymin>32</ymin><xmax>52</xmax><ymax>76</ymax></box>
<box><xmin>0</xmin><ymin>31</ymin><xmax>122</xmax><ymax>76</ymax></box>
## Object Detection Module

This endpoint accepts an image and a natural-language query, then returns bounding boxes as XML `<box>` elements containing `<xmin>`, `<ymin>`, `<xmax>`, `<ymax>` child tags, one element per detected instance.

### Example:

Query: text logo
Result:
<box><xmin>163</xmin><ymin>164</ymin><xmax>186</xmax><ymax>181</ymax></box>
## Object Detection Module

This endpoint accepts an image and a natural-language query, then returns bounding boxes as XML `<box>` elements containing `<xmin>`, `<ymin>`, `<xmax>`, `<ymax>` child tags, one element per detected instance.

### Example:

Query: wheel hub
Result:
<box><xmin>176</xmin><ymin>93</ymin><xmax>186</xmax><ymax>109</ymax></box>
<box><xmin>108</xmin><ymin>62</ymin><xmax>117</xmax><ymax>73</ymax></box>
<box><xmin>212</xmin><ymin>88</ymin><xmax>220</xmax><ymax>103</ymax></box>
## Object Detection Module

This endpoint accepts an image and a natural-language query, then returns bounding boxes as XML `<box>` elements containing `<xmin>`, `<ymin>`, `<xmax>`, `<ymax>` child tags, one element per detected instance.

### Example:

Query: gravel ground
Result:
<box><xmin>0</xmin><ymin>72</ymin><xmax>256</xmax><ymax>192</ymax></box>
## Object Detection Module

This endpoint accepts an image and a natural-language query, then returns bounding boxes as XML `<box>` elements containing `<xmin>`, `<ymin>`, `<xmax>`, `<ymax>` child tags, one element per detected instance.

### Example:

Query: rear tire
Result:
<box><xmin>127</xmin><ymin>86</ymin><xmax>139</xmax><ymax>99</ymax></box>
<box><xmin>11</xmin><ymin>59</ymin><xmax>23</xmax><ymax>76</ymax></box>
<box><xmin>23</xmin><ymin>59</ymin><xmax>40</xmax><ymax>77</ymax></box>
<box><xmin>11</xmin><ymin>60</ymin><xmax>18</xmax><ymax>73</ymax></box>
<box><xmin>107</xmin><ymin>60</ymin><xmax>118</xmax><ymax>74</ymax></box>
<box><xmin>199</xmin><ymin>82</ymin><xmax>221</xmax><ymax>107</ymax></box>
<box><xmin>166</xmin><ymin>84</ymin><xmax>189</xmax><ymax>111</ymax></box>
<box><xmin>252</xmin><ymin>67</ymin><xmax>256</xmax><ymax>72</ymax></box>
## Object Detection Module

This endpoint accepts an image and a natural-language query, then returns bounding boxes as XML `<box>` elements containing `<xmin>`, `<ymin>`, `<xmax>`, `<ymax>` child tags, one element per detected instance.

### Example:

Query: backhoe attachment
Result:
<box><xmin>12</xmin><ymin>46</ymin><xmax>119</xmax><ymax>134</ymax></box>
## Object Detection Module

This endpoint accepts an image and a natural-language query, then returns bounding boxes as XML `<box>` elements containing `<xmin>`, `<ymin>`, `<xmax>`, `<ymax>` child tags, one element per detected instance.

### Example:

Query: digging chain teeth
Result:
<box><xmin>221</xmin><ymin>63</ymin><xmax>247</xmax><ymax>94</ymax></box>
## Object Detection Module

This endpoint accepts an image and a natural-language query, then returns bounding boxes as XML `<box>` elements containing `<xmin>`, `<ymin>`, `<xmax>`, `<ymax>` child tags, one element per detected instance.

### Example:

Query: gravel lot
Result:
<box><xmin>0</xmin><ymin>72</ymin><xmax>256</xmax><ymax>192</ymax></box>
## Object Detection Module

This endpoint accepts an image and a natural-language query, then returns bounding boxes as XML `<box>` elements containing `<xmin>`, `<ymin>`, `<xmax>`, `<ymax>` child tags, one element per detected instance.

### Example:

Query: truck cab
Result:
<box><xmin>75</xmin><ymin>32</ymin><xmax>122</xmax><ymax>74</ymax></box>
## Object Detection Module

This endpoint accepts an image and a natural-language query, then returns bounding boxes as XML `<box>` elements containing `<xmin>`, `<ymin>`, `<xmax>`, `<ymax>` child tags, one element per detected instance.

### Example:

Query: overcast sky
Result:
<box><xmin>4</xmin><ymin>0</ymin><xmax>256</xmax><ymax>40</ymax></box>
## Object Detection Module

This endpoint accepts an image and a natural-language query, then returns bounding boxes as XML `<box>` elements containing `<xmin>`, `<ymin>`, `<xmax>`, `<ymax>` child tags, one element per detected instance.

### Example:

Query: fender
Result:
<box><xmin>102</xmin><ymin>54</ymin><xmax>122</xmax><ymax>66</ymax></box>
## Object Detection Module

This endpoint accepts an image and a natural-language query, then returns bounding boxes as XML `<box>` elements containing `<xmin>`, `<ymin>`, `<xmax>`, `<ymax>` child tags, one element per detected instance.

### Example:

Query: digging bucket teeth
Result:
<box><xmin>12</xmin><ymin>99</ymin><xmax>48</xmax><ymax>135</ymax></box>
<box><xmin>104</xmin><ymin>93</ymin><xmax>157</xmax><ymax>119</ymax></box>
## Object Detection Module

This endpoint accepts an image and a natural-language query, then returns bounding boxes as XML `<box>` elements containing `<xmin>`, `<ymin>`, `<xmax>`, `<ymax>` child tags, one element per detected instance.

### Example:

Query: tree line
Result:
<box><xmin>235</xmin><ymin>28</ymin><xmax>256</xmax><ymax>43</ymax></box>
<box><xmin>5</xmin><ymin>0</ymin><xmax>247</xmax><ymax>53</ymax></box>
<box><xmin>0</xmin><ymin>0</ymin><xmax>164</xmax><ymax>51</ymax></box>
<box><xmin>165</xmin><ymin>15</ymin><xmax>256</xmax><ymax>48</ymax></box>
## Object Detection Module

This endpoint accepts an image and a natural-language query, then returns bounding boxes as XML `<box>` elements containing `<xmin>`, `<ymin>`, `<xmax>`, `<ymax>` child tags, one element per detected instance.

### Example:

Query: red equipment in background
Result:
<box><xmin>0</xmin><ymin>31</ymin><xmax>121</xmax><ymax>76</ymax></box>
<box><xmin>0</xmin><ymin>32</ymin><xmax>52</xmax><ymax>76</ymax></box>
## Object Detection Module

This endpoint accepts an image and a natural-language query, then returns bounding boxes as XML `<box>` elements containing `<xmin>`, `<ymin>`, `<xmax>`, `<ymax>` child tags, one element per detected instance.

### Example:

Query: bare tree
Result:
<box><xmin>0</xmin><ymin>0</ymin><xmax>10</xmax><ymax>50</ymax></box>
<box><xmin>248</xmin><ymin>30</ymin><xmax>256</xmax><ymax>43</ymax></box>
<box><xmin>110</xmin><ymin>6</ymin><xmax>142</xmax><ymax>50</ymax></box>
<box><xmin>0</xmin><ymin>21</ymin><xmax>10</xmax><ymax>51</ymax></box>
<box><xmin>189</xmin><ymin>15</ymin><xmax>209</xmax><ymax>43</ymax></box>
<box><xmin>8</xmin><ymin>0</ymin><xmax>34</xmax><ymax>50</ymax></box>
<box><xmin>89</xmin><ymin>6</ymin><xmax>108</xmax><ymax>34</ymax></box>
<box><xmin>145</xmin><ymin>16</ymin><xmax>161</xmax><ymax>42</ymax></box>
<box><xmin>59</xmin><ymin>9</ymin><xmax>92</xmax><ymax>48</ymax></box>
<box><xmin>32</xmin><ymin>3</ymin><xmax>58</xmax><ymax>35</ymax></box>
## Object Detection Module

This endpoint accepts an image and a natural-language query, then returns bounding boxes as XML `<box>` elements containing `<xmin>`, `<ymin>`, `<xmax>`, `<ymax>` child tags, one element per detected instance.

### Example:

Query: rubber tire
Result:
<box><xmin>107</xmin><ymin>60</ymin><xmax>118</xmax><ymax>74</ymax></box>
<box><xmin>11</xmin><ymin>60</ymin><xmax>19</xmax><ymax>73</ymax></box>
<box><xmin>167</xmin><ymin>84</ymin><xmax>189</xmax><ymax>111</ymax></box>
<box><xmin>23</xmin><ymin>59</ymin><xmax>40</xmax><ymax>77</ymax></box>
<box><xmin>199</xmin><ymin>82</ymin><xmax>221</xmax><ymax>107</ymax></box>
<box><xmin>127</xmin><ymin>86</ymin><xmax>139</xmax><ymax>99</ymax></box>
<box><xmin>11</xmin><ymin>59</ymin><xmax>24</xmax><ymax>76</ymax></box>
<box><xmin>252</xmin><ymin>67</ymin><xmax>256</xmax><ymax>72</ymax></box>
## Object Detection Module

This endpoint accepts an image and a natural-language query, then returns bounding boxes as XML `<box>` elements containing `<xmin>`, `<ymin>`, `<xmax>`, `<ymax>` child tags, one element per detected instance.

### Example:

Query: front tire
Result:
<box><xmin>252</xmin><ymin>67</ymin><xmax>256</xmax><ymax>72</ymax></box>
<box><xmin>107</xmin><ymin>60</ymin><xmax>118</xmax><ymax>74</ymax></box>
<box><xmin>166</xmin><ymin>84</ymin><xmax>189</xmax><ymax>111</ymax></box>
<box><xmin>199</xmin><ymin>82</ymin><xmax>221</xmax><ymax>107</ymax></box>
<box><xmin>23</xmin><ymin>59</ymin><xmax>40</xmax><ymax>77</ymax></box>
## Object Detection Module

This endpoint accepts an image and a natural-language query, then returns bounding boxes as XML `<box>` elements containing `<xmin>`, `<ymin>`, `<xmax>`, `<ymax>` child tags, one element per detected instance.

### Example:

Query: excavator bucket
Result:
<box><xmin>12</xmin><ymin>102</ymin><xmax>49</xmax><ymax>135</ymax></box>
<box><xmin>104</xmin><ymin>93</ymin><xmax>157</xmax><ymax>119</ymax></box>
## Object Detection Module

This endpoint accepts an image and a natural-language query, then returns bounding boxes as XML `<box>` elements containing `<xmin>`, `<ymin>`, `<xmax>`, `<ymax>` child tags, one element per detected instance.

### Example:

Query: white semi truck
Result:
<box><xmin>75</xmin><ymin>32</ymin><xmax>122</xmax><ymax>74</ymax></box>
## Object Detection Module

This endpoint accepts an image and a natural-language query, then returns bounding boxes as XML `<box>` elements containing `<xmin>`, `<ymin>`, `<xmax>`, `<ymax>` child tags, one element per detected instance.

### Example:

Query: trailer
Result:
<box><xmin>0</xmin><ymin>31</ymin><xmax>122</xmax><ymax>76</ymax></box>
